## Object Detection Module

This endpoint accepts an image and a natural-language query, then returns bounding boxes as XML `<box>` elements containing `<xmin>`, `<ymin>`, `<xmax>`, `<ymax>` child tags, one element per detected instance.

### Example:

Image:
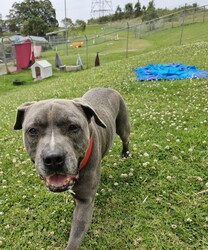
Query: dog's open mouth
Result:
<box><xmin>44</xmin><ymin>174</ymin><xmax>78</xmax><ymax>192</ymax></box>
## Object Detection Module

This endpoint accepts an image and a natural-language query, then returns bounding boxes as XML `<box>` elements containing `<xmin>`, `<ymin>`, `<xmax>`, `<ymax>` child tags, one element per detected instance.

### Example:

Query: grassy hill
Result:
<box><xmin>0</xmin><ymin>22</ymin><xmax>208</xmax><ymax>249</ymax></box>
<box><xmin>41</xmin><ymin>20</ymin><xmax>208</xmax><ymax>69</ymax></box>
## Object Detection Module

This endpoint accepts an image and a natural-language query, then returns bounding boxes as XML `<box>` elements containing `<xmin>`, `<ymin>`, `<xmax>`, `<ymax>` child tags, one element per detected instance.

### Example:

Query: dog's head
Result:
<box><xmin>14</xmin><ymin>99</ymin><xmax>106</xmax><ymax>192</ymax></box>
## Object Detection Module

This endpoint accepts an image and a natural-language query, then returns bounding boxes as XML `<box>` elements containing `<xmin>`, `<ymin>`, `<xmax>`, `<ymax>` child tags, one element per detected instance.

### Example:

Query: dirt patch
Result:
<box><xmin>0</xmin><ymin>64</ymin><xmax>17</xmax><ymax>75</ymax></box>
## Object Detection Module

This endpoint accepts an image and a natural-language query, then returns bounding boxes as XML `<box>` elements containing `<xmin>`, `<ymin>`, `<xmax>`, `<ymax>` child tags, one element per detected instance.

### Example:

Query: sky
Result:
<box><xmin>0</xmin><ymin>0</ymin><xmax>207</xmax><ymax>25</ymax></box>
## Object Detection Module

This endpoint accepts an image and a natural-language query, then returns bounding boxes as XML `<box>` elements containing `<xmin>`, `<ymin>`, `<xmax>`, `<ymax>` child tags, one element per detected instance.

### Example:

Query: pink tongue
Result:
<box><xmin>46</xmin><ymin>175</ymin><xmax>71</xmax><ymax>187</ymax></box>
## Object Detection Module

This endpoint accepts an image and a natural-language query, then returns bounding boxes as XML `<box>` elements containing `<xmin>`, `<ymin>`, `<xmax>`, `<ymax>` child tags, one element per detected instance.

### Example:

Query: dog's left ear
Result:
<box><xmin>14</xmin><ymin>102</ymin><xmax>36</xmax><ymax>130</ymax></box>
<box><xmin>73</xmin><ymin>99</ymin><xmax>107</xmax><ymax>128</ymax></box>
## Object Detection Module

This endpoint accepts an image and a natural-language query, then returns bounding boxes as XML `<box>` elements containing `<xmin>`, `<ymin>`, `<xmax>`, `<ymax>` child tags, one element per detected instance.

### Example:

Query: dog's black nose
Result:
<box><xmin>43</xmin><ymin>153</ymin><xmax>65</xmax><ymax>170</ymax></box>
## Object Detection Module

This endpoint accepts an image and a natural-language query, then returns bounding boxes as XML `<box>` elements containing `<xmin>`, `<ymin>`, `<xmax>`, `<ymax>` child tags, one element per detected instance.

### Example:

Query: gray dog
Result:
<box><xmin>14</xmin><ymin>87</ymin><xmax>130</xmax><ymax>250</ymax></box>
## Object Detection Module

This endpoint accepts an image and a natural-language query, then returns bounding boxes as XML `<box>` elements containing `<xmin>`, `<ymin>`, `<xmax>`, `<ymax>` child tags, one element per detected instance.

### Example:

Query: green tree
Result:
<box><xmin>142</xmin><ymin>0</ymin><xmax>158</xmax><ymax>21</ymax></box>
<box><xmin>6</xmin><ymin>19</ymin><xmax>19</xmax><ymax>32</ymax></box>
<box><xmin>75</xmin><ymin>20</ymin><xmax>86</xmax><ymax>32</ymax></box>
<box><xmin>7</xmin><ymin>0</ymin><xmax>58</xmax><ymax>33</ymax></box>
<box><xmin>61</xmin><ymin>17</ymin><xmax>73</xmax><ymax>28</ymax></box>
<box><xmin>21</xmin><ymin>16</ymin><xmax>48</xmax><ymax>36</ymax></box>
<box><xmin>134</xmin><ymin>1</ymin><xmax>142</xmax><ymax>17</ymax></box>
<box><xmin>147</xmin><ymin>0</ymin><xmax>155</xmax><ymax>10</ymax></box>
<box><xmin>0</xmin><ymin>14</ymin><xmax>3</xmax><ymax>34</ymax></box>
<box><xmin>113</xmin><ymin>5</ymin><xmax>124</xmax><ymax>20</ymax></box>
<box><xmin>142</xmin><ymin>5</ymin><xmax>146</xmax><ymax>11</ymax></box>
<box><xmin>97</xmin><ymin>15</ymin><xmax>111</xmax><ymax>24</ymax></box>
<box><xmin>124</xmin><ymin>3</ymin><xmax>133</xmax><ymax>18</ymax></box>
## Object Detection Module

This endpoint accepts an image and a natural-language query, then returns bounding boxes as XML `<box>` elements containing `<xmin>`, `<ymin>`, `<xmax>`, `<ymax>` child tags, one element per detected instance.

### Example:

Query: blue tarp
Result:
<box><xmin>133</xmin><ymin>63</ymin><xmax>208</xmax><ymax>81</ymax></box>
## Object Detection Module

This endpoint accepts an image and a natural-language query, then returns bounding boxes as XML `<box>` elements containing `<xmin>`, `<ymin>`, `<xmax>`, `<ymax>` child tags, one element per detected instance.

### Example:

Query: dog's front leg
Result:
<box><xmin>66</xmin><ymin>197</ymin><xmax>94</xmax><ymax>250</ymax></box>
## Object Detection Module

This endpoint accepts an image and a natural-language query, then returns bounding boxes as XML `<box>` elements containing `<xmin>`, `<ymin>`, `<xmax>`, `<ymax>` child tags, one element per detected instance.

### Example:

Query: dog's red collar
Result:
<box><xmin>79</xmin><ymin>137</ymin><xmax>93</xmax><ymax>170</ymax></box>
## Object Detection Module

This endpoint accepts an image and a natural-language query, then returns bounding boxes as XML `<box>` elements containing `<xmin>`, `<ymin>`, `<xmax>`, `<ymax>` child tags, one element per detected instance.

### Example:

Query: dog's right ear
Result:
<box><xmin>14</xmin><ymin>102</ymin><xmax>36</xmax><ymax>130</ymax></box>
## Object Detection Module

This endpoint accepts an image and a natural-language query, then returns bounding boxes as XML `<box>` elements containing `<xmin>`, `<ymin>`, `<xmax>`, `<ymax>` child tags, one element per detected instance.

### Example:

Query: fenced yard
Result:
<box><xmin>44</xmin><ymin>5</ymin><xmax>208</xmax><ymax>69</ymax></box>
<box><xmin>0</xmin><ymin>5</ymin><xmax>208</xmax><ymax>74</ymax></box>
<box><xmin>0</xmin><ymin>4</ymin><xmax>208</xmax><ymax>249</ymax></box>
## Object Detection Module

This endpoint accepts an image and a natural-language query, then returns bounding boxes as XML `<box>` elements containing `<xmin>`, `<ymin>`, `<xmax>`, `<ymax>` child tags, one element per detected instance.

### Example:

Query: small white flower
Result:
<box><xmin>166</xmin><ymin>176</ymin><xmax>172</xmax><ymax>180</ymax></box>
<box><xmin>114</xmin><ymin>182</ymin><xmax>119</xmax><ymax>186</ymax></box>
<box><xmin>188</xmin><ymin>147</ymin><xmax>194</xmax><ymax>153</ymax></box>
<box><xmin>143</xmin><ymin>152</ymin><xmax>149</xmax><ymax>157</ymax></box>
<box><xmin>196</xmin><ymin>177</ymin><xmax>203</xmax><ymax>181</ymax></box>
<box><xmin>186</xmin><ymin>218</ymin><xmax>192</xmax><ymax>223</ymax></box>
<box><xmin>172</xmin><ymin>156</ymin><xmax>178</xmax><ymax>161</ymax></box>
<box><xmin>120</xmin><ymin>173</ymin><xmax>128</xmax><ymax>178</ymax></box>
<box><xmin>143</xmin><ymin>162</ymin><xmax>150</xmax><ymax>167</ymax></box>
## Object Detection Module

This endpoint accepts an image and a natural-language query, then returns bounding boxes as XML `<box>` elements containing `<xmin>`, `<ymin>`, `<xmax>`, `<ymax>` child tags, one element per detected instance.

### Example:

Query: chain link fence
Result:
<box><xmin>136</xmin><ymin>5</ymin><xmax>208</xmax><ymax>44</ymax></box>
<box><xmin>1</xmin><ymin>5</ymin><xmax>207</xmax><ymax>74</ymax></box>
<box><xmin>0</xmin><ymin>37</ymin><xmax>16</xmax><ymax>75</ymax></box>
<box><xmin>46</xmin><ymin>5</ymin><xmax>208</xmax><ymax>69</ymax></box>
<box><xmin>0</xmin><ymin>36</ymin><xmax>51</xmax><ymax>75</ymax></box>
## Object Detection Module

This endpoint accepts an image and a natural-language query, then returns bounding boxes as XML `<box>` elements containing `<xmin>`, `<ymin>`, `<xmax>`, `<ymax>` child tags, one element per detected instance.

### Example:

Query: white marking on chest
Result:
<box><xmin>50</xmin><ymin>129</ymin><xmax>56</xmax><ymax>151</ymax></box>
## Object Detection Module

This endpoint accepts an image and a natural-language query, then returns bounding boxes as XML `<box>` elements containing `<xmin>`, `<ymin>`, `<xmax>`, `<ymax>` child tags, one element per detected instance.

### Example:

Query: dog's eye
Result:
<box><xmin>68</xmin><ymin>124</ymin><xmax>79</xmax><ymax>132</ymax></box>
<box><xmin>28</xmin><ymin>128</ymin><xmax>38</xmax><ymax>136</ymax></box>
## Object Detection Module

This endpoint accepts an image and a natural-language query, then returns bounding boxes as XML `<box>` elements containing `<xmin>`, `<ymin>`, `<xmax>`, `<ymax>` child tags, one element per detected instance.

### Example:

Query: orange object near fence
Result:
<box><xmin>72</xmin><ymin>42</ymin><xmax>82</xmax><ymax>48</ymax></box>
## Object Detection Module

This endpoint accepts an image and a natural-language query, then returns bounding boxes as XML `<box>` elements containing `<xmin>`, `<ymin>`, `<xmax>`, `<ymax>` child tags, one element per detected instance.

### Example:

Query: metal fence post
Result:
<box><xmin>192</xmin><ymin>7</ymin><xmax>196</xmax><ymax>23</ymax></box>
<box><xmin>2</xmin><ymin>38</ymin><xmax>9</xmax><ymax>74</ymax></box>
<box><xmin>203</xmin><ymin>6</ymin><xmax>206</xmax><ymax>22</ymax></box>
<box><xmin>84</xmin><ymin>35</ymin><xmax>89</xmax><ymax>69</ymax></box>
<box><xmin>65</xmin><ymin>29</ymin><xmax>69</xmax><ymax>56</ymax></box>
<box><xmin>126</xmin><ymin>22</ymin><xmax>129</xmax><ymax>59</ymax></box>
<box><xmin>179</xmin><ymin>10</ymin><xmax>185</xmax><ymax>45</ymax></box>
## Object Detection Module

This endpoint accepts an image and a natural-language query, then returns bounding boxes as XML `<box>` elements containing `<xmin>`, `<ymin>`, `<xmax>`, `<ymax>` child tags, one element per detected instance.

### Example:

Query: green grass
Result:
<box><xmin>142</xmin><ymin>21</ymin><xmax>208</xmax><ymax>48</ymax></box>
<box><xmin>38</xmin><ymin>20</ymin><xmax>208</xmax><ymax>72</ymax></box>
<box><xmin>0</xmin><ymin>25</ymin><xmax>208</xmax><ymax>250</ymax></box>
